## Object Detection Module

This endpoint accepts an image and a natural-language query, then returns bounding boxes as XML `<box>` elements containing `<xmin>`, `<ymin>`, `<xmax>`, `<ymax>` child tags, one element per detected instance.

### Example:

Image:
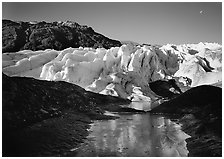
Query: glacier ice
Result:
<box><xmin>2</xmin><ymin>42</ymin><xmax>222</xmax><ymax>101</ymax></box>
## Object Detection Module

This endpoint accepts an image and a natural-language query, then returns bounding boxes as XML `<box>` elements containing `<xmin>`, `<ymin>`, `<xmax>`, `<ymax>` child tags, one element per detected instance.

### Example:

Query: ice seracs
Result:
<box><xmin>2</xmin><ymin>42</ymin><xmax>222</xmax><ymax>102</ymax></box>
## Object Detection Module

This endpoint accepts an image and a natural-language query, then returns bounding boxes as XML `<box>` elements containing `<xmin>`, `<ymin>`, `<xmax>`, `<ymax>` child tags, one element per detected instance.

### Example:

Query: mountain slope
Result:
<box><xmin>2</xmin><ymin>19</ymin><xmax>121</xmax><ymax>53</ymax></box>
<box><xmin>2</xmin><ymin>73</ymin><xmax>129</xmax><ymax>131</ymax></box>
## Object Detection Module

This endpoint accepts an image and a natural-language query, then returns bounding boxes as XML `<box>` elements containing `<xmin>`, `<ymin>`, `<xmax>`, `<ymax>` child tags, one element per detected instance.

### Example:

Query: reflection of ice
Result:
<box><xmin>151</xmin><ymin>118</ymin><xmax>191</xmax><ymax>157</ymax></box>
<box><xmin>128</xmin><ymin>127</ymin><xmax>136</xmax><ymax>148</ymax></box>
<box><xmin>73</xmin><ymin>110</ymin><xmax>190</xmax><ymax>157</ymax></box>
<box><xmin>110</xmin><ymin>120</ymin><xmax>117</xmax><ymax>131</ymax></box>
<box><xmin>117</xmin><ymin>131</ymin><xmax>125</xmax><ymax>153</ymax></box>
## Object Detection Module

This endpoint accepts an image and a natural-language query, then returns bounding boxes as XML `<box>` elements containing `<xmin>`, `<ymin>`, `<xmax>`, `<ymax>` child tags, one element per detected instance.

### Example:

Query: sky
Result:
<box><xmin>2</xmin><ymin>2</ymin><xmax>222</xmax><ymax>45</ymax></box>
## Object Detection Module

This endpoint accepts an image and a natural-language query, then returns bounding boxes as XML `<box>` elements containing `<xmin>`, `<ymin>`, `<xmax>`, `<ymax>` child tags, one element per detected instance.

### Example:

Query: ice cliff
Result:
<box><xmin>2</xmin><ymin>42</ymin><xmax>222</xmax><ymax>102</ymax></box>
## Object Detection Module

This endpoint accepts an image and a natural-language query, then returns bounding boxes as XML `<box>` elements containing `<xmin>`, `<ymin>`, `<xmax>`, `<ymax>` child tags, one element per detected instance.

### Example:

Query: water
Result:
<box><xmin>71</xmin><ymin>103</ymin><xmax>191</xmax><ymax>157</ymax></box>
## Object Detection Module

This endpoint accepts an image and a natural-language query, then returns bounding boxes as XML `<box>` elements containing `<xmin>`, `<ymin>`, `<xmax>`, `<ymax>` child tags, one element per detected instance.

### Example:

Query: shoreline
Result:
<box><xmin>3</xmin><ymin>109</ymin><xmax>122</xmax><ymax>157</ymax></box>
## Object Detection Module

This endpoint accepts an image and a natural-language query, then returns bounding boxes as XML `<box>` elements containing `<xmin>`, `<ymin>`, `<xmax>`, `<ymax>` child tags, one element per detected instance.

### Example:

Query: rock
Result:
<box><xmin>2</xmin><ymin>19</ymin><xmax>121</xmax><ymax>53</ymax></box>
<box><xmin>151</xmin><ymin>85</ymin><xmax>221</xmax><ymax>115</ymax></box>
<box><xmin>2</xmin><ymin>73</ymin><xmax>129</xmax><ymax>132</ymax></box>
<box><xmin>149</xmin><ymin>79</ymin><xmax>182</xmax><ymax>99</ymax></box>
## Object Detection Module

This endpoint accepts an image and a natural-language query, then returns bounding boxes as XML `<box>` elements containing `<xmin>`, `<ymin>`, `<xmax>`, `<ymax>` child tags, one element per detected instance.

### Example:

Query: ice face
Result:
<box><xmin>2</xmin><ymin>42</ymin><xmax>222</xmax><ymax>101</ymax></box>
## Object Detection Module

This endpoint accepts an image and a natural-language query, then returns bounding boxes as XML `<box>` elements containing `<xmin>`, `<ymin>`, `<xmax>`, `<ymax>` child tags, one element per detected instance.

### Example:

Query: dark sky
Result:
<box><xmin>2</xmin><ymin>2</ymin><xmax>222</xmax><ymax>45</ymax></box>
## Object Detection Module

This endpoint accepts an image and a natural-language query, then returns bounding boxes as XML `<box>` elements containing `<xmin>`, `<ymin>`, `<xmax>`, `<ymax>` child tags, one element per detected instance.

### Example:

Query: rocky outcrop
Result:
<box><xmin>2</xmin><ymin>73</ymin><xmax>129</xmax><ymax>132</ymax></box>
<box><xmin>2</xmin><ymin>19</ymin><xmax>121</xmax><ymax>53</ymax></box>
<box><xmin>151</xmin><ymin>85</ymin><xmax>221</xmax><ymax>115</ymax></box>
<box><xmin>149</xmin><ymin>79</ymin><xmax>183</xmax><ymax>99</ymax></box>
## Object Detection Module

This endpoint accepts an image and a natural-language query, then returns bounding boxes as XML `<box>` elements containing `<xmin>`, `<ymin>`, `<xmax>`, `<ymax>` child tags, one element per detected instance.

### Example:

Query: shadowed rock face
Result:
<box><xmin>151</xmin><ymin>85</ymin><xmax>222</xmax><ymax>157</ymax></box>
<box><xmin>2</xmin><ymin>20</ymin><xmax>122</xmax><ymax>53</ymax></box>
<box><xmin>149</xmin><ymin>79</ymin><xmax>182</xmax><ymax>99</ymax></box>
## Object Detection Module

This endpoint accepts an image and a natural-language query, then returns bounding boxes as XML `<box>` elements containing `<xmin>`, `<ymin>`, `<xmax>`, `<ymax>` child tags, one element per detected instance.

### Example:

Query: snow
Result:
<box><xmin>2</xmin><ymin>42</ymin><xmax>222</xmax><ymax>101</ymax></box>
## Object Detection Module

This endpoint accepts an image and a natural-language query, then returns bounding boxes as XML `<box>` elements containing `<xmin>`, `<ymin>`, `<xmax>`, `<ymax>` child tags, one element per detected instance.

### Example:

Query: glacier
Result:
<box><xmin>2</xmin><ymin>42</ymin><xmax>222</xmax><ymax>103</ymax></box>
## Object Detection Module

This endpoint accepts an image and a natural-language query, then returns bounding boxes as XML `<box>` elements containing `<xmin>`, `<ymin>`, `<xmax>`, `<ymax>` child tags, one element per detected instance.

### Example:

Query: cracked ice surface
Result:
<box><xmin>3</xmin><ymin>42</ymin><xmax>222</xmax><ymax>102</ymax></box>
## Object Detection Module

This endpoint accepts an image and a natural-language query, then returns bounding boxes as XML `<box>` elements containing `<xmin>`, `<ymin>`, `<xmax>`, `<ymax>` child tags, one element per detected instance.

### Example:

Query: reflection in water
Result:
<box><xmin>150</xmin><ymin>117</ymin><xmax>191</xmax><ymax>157</ymax></box>
<box><xmin>72</xmin><ymin>105</ymin><xmax>190</xmax><ymax>157</ymax></box>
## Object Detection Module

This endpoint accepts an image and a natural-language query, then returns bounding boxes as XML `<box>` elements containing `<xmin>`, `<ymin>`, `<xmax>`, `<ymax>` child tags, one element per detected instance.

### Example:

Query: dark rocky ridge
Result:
<box><xmin>2</xmin><ymin>73</ymin><xmax>130</xmax><ymax>131</ymax></box>
<box><xmin>2</xmin><ymin>19</ymin><xmax>122</xmax><ymax>53</ymax></box>
<box><xmin>2</xmin><ymin>73</ymin><xmax>130</xmax><ymax>156</ymax></box>
<box><xmin>151</xmin><ymin>85</ymin><xmax>222</xmax><ymax>156</ymax></box>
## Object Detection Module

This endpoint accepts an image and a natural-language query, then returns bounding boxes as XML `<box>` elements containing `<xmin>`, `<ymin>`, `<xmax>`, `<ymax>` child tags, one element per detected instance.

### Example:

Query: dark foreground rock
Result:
<box><xmin>2</xmin><ymin>19</ymin><xmax>122</xmax><ymax>53</ymax></box>
<box><xmin>151</xmin><ymin>85</ymin><xmax>222</xmax><ymax>157</ymax></box>
<box><xmin>3</xmin><ymin>110</ymin><xmax>91</xmax><ymax>156</ymax></box>
<box><xmin>2</xmin><ymin>73</ymin><xmax>130</xmax><ymax>156</ymax></box>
